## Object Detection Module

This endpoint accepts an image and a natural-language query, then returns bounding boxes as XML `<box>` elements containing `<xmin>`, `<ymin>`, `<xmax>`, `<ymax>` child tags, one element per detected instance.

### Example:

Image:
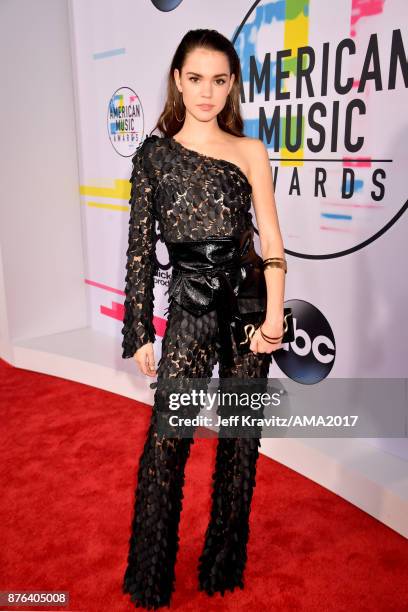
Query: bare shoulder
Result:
<box><xmin>240</xmin><ymin>136</ymin><xmax>267</xmax><ymax>157</ymax></box>
<box><xmin>223</xmin><ymin>134</ymin><xmax>268</xmax><ymax>163</ymax></box>
<box><xmin>231</xmin><ymin>135</ymin><xmax>266</xmax><ymax>159</ymax></box>
<box><xmin>229</xmin><ymin>135</ymin><xmax>268</xmax><ymax>181</ymax></box>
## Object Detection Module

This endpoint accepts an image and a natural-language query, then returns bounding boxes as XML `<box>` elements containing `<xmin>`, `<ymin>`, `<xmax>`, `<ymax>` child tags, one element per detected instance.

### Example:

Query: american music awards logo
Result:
<box><xmin>107</xmin><ymin>87</ymin><xmax>145</xmax><ymax>157</ymax></box>
<box><xmin>233</xmin><ymin>1</ymin><xmax>408</xmax><ymax>259</ymax></box>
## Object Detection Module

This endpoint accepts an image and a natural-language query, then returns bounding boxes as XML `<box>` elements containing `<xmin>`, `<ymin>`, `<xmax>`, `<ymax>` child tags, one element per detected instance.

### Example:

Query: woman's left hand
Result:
<box><xmin>249</xmin><ymin>319</ymin><xmax>284</xmax><ymax>354</ymax></box>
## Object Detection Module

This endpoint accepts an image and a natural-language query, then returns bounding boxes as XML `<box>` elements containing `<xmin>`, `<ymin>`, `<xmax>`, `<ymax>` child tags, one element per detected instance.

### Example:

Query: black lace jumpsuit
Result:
<box><xmin>121</xmin><ymin>134</ymin><xmax>272</xmax><ymax>609</ymax></box>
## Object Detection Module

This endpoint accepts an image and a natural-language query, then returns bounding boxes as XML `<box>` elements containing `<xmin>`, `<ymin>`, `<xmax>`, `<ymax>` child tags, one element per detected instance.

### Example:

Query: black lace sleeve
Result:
<box><xmin>121</xmin><ymin>137</ymin><xmax>159</xmax><ymax>358</ymax></box>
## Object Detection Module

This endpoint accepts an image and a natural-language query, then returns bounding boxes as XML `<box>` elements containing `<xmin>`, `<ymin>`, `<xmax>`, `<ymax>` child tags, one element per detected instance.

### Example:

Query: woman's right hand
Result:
<box><xmin>133</xmin><ymin>342</ymin><xmax>156</xmax><ymax>376</ymax></box>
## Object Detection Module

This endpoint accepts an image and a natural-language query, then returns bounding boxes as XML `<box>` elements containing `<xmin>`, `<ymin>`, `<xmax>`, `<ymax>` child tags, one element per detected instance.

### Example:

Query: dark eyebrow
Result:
<box><xmin>186</xmin><ymin>71</ymin><xmax>229</xmax><ymax>78</ymax></box>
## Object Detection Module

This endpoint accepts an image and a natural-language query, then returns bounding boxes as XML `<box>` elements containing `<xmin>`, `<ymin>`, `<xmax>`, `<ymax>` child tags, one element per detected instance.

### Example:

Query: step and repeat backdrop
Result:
<box><xmin>69</xmin><ymin>0</ymin><xmax>407</xmax><ymax>394</ymax></box>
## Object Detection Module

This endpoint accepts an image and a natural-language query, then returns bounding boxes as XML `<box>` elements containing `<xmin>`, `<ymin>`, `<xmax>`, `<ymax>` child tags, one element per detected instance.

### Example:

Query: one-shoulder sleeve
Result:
<box><xmin>121</xmin><ymin>136</ymin><xmax>159</xmax><ymax>358</ymax></box>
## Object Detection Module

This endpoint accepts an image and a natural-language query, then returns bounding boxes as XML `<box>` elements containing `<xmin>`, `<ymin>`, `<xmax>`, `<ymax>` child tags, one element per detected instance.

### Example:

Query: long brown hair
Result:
<box><xmin>151</xmin><ymin>29</ymin><xmax>244</xmax><ymax>138</ymax></box>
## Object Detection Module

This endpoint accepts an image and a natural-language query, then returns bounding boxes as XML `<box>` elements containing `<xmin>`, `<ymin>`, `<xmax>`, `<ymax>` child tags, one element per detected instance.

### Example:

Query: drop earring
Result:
<box><xmin>173</xmin><ymin>96</ymin><xmax>185</xmax><ymax>122</ymax></box>
<box><xmin>226</xmin><ymin>95</ymin><xmax>236</xmax><ymax>126</ymax></box>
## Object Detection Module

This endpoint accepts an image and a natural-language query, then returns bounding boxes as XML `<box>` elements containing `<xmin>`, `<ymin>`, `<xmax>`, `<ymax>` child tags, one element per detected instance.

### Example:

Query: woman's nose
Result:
<box><xmin>200</xmin><ymin>84</ymin><xmax>213</xmax><ymax>96</ymax></box>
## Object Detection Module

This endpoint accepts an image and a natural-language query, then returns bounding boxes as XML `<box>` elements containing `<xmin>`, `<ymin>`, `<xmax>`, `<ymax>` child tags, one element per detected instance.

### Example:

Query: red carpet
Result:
<box><xmin>1</xmin><ymin>357</ymin><xmax>407</xmax><ymax>611</ymax></box>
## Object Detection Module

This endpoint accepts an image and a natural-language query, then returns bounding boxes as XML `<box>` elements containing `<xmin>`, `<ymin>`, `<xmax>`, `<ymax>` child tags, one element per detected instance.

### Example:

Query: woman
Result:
<box><xmin>121</xmin><ymin>29</ymin><xmax>287</xmax><ymax>610</ymax></box>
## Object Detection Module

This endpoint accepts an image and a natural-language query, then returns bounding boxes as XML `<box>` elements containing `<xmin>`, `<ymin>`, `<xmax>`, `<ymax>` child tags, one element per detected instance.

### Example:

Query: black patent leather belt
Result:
<box><xmin>165</xmin><ymin>230</ymin><xmax>263</xmax><ymax>367</ymax></box>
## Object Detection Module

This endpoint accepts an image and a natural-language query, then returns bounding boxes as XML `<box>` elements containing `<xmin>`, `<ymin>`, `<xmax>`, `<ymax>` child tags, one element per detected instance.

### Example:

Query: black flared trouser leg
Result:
<box><xmin>197</xmin><ymin>436</ymin><xmax>262</xmax><ymax>595</ymax></box>
<box><xmin>123</xmin><ymin>408</ymin><xmax>195</xmax><ymax>609</ymax></box>
<box><xmin>123</xmin><ymin>303</ymin><xmax>219</xmax><ymax>609</ymax></box>
<box><xmin>198</xmin><ymin>349</ymin><xmax>272</xmax><ymax>596</ymax></box>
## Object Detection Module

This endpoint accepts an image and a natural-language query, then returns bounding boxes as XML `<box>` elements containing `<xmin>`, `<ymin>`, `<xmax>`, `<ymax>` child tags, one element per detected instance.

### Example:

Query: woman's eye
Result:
<box><xmin>188</xmin><ymin>77</ymin><xmax>226</xmax><ymax>85</ymax></box>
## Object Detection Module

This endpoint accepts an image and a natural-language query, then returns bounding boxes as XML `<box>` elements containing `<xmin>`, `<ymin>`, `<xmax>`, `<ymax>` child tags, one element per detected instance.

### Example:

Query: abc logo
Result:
<box><xmin>150</xmin><ymin>0</ymin><xmax>183</xmax><ymax>11</ymax></box>
<box><xmin>274</xmin><ymin>300</ymin><xmax>335</xmax><ymax>384</ymax></box>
